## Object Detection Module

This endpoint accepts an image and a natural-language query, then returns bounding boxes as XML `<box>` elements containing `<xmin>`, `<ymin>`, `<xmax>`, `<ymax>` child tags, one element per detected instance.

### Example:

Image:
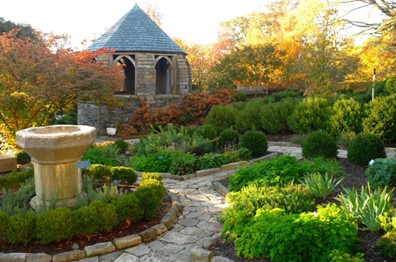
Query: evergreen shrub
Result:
<box><xmin>365</xmin><ymin>158</ymin><xmax>396</xmax><ymax>187</ymax></box>
<box><xmin>74</xmin><ymin>200</ymin><xmax>118</xmax><ymax>234</ymax></box>
<box><xmin>35</xmin><ymin>207</ymin><xmax>76</xmax><ymax>244</ymax></box>
<box><xmin>302</xmin><ymin>130</ymin><xmax>338</xmax><ymax>159</ymax></box>
<box><xmin>5</xmin><ymin>211</ymin><xmax>36</xmax><ymax>244</ymax></box>
<box><xmin>218</xmin><ymin>128</ymin><xmax>239</xmax><ymax>148</ymax></box>
<box><xmin>287</xmin><ymin>97</ymin><xmax>331</xmax><ymax>134</ymax></box>
<box><xmin>329</xmin><ymin>96</ymin><xmax>363</xmax><ymax>135</ymax></box>
<box><xmin>113</xmin><ymin>193</ymin><xmax>143</xmax><ymax>224</ymax></box>
<box><xmin>113</xmin><ymin>139</ymin><xmax>129</xmax><ymax>153</ymax></box>
<box><xmin>239</xmin><ymin>131</ymin><xmax>267</xmax><ymax>158</ymax></box>
<box><xmin>347</xmin><ymin>133</ymin><xmax>386</xmax><ymax>165</ymax></box>
<box><xmin>197</xmin><ymin>153</ymin><xmax>229</xmax><ymax>170</ymax></box>
<box><xmin>384</xmin><ymin>75</ymin><xmax>396</xmax><ymax>94</ymax></box>
<box><xmin>110</xmin><ymin>166</ymin><xmax>137</xmax><ymax>184</ymax></box>
<box><xmin>260</xmin><ymin>98</ymin><xmax>297</xmax><ymax>134</ymax></box>
<box><xmin>205</xmin><ymin>105</ymin><xmax>238</xmax><ymax>134</ymax></box>
<box><xmin>362</xmin><ymin>94</ymin><xmax>396</xmax><ymax>142</ymax></box>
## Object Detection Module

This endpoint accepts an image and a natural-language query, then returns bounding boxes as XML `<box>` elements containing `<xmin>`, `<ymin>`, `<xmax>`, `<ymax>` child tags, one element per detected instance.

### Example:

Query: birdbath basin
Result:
<box><xmin>16</xmin><ymin>125</ymin><xmax>96</xmax><ymax>209</ymax></box>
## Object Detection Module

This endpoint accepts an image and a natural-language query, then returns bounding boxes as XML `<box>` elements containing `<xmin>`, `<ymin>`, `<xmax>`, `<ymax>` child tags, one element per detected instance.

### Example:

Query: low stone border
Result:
<box><xmin>0</xmin><ymin>193</ymin><xmax>182</xmax><ymax>262</ymax></box>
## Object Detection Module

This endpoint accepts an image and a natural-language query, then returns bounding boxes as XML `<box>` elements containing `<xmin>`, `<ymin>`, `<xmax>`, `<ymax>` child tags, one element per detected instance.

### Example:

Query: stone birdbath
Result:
<box><xmin>16</xmin><ymin>125</ymin><xmax>96</xmax><ymax>209</ymax></box>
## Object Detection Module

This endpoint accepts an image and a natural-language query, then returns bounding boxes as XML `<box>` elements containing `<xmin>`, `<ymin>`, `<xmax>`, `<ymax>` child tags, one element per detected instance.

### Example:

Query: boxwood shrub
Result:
<box><xmin>239</xmin><ymin>131</ymin><xmax>268</xmax><ymax>158</ymax></box>
<box><xmin>302</xmin><ymin>130</ymin><xmax>338</xmax><ymax>159</ymax></box>
<box><xmin>347</xmin><ymin>133</ymin><xmax>386</xmax><ymax>165</ymax></box>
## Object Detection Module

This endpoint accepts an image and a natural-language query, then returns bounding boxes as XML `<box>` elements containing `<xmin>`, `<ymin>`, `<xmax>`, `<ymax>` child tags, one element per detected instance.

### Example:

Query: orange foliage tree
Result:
<box><xmin>0</xmin><ymin>30</ymin><xmax>122</xmax><ymax>146</ymax></box>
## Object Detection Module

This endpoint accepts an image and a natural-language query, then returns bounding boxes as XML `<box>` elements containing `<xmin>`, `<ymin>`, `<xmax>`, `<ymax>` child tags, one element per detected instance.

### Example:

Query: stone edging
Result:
<box><xmin>0</xmin><ymin>193</ymin><xmax>183</xmax><ymax>262</ymax></box>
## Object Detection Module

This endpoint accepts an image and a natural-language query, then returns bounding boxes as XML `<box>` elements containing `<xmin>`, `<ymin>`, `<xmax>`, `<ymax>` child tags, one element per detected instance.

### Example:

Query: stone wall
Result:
<box><xmin>78</xmin><ymin>95</ymin><xmax>184</xmax><ymax>136</ymax></box>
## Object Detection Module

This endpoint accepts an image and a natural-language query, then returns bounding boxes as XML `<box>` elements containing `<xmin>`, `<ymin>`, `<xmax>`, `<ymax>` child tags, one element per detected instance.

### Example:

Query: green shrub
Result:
<box><xmin>329</xmin><ymin>96</ymin><xmax>363</xmax><ymax>135</ymax></box>
<box><xmin>141</xmin><ymin>172</ymin><xmax>162</xmax><ymax>181</ymax></box>
<box><xmin>5</xmin><ymin>211</ymin><xmax>36</xmax><ymax>244</ymax></box>
<box><xmin>225</xmin><ymin>184</ymin><xmax>315</xmax><ymax>216</ymax></box>
<box><xmin>337</xmin><ymin>185</ymin><xmax>394</xmax><ymax>231</ymax></box>
<box><xmin>365</xmin><ymin>158</ymin><xmax>396</xmax><ymax>187</ymax></box>
<box><xmin>234</xmin><ymin>204</ymin><xmax>358</xmax><ymax>261</ymax></box>
<box><xmin>139</xmin><ymin>178</ymin><xmax>166</xmax><ymax>200</ymax></box>
<box><xmin>86</xmin><ymin>164</ymin><xmax>112</xmax><ymax>181</ymax></box>
<box><xmin>221</xmin><ymin>184</ymin><xmax>315</xmax><ymax>241</ymax></box>
<box><xmin>223</xmin><ymin>147</ymin><xmax>252</xmax><ymax>162</ymax></box>
<box><xmin>287</xmin><ymin>97</ymin><xmax>331</xmax><ymax>134</ymax></box>
<box><xmin>228</xmin><ymin>155</ymin><xmax>305</xmax><ymax>191</ymax></box>
<box><xmin>228</xmin><ymin>155</ymin><xmax>343</xmax><ymax>192</ymax></box>
<box><xmin>132</xmin><ymin>151</ymin><xmax>172</xmax><ymax>173</ymax></box>
<box><xmin>233</xmin><ymin>92</ymin><xmax>247</xmax><ymax>102</ymax></box>
<box><xmin>205</xmin><ymin>105</ymin><xmax>238</xmax><ymax>134</ymax></box>
<box><xmin>300</xmin><ymin>172</ymin><xmax>343</xmax><ymax>199</ymax></box>
<box><xmin>234</xmin><ymin>102</ymin><xmax>263</xmax><ymax>134</ymax></box>
<box><xmin>347</xmin><ymin>133</ymin><xmax>385</xmax><ymax>165</ymax></box>
<box><xmin>384</xmin><ymin>75</ymin><xmax>396</xmax><ymax>94</ymax></box>
<box><xmin>218</xmin><ymin>128</ymin><xmax>239</xmax><ymax>148</ymax></box>
<box><xmin>35</xmin><ymin>207</ymin><xmax>76</xmax><ymax>244</ymax></box>
<box><xmin>0</xmin><ymin>177</ymin><xmax>35</xmax><ymax>215</ymax></box>
<box><xmin>196</xmin><ymin>153</ymin><xmax>229</xmax><ymax>170</ymax></box>
<box><xmin>113</xmin><ymin>139</ymin><xmax>129</xmax><ymax>153</ymax></box>
<box><xmin>110</xmin><ymin>166</ymin><xmax>138</xmax><ymax>184</ymax></box>
<box><xmin>375</xmin><ymin>231</ymin><xmax>396</xmax><ymax>259</ymax></box>
<box><xmin>135</xmin><ymin>186</ymin><xmax>163</xmax><ymax>220</ymax></box>
<box><xmin>0</xmin><ymin>168</ymin><xmax>34</xmax><ymax>190</ymax></box>
<box><xmin>362</xmin><ymin>94</ymin><xmax>396</xmax><ymax>142</ymax></box>
<box><xmin>113</xmin><ymin>193</ymin><xmax>144</xmax><ymax>224</ymax></box>
<box><xmin>82</xmin><ymin>144</ymin><xmax>122</xmax><ymax>166</ymax></box>
<box><xmin>75</xmin><ymin>200</ymin><xmax>118</xmax><ymax>234</ymax></box>
<box><xmin>239</xmin><ymin>131</ymin><xmax>267</xmax><ymax>158</ymax></box>
<box><xmin>302</xmin><ymin>130</ymin><xmax>338</xmax><ymax>159</ymax></box>
<box><xmin>169</xmin><ymin>150</ymin><xmax>196</xmax><ymax>176</ymax></box>
<box><xmin>260</xmin><ymin>98</ymin><xmax>297</xmax><ymax>134</ymax></box>
<box><xmin>196</xmin><ymin>124</ymin><xmax>217</xmax><ymax>140</ymax></box>
<box><xmin>15</xmin><ymin>151</ymin><xmax>31</xmax><ymax>165</ymax></box>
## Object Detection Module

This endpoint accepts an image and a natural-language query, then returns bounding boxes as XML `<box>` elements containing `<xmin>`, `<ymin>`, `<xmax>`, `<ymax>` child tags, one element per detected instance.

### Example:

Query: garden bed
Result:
<box><xmin>0</xmin><ymin>195</ymin><xmax>172</xmax><ymax>255</ymax></box>
<box><xmin>210</xmin><ymin>158</ymin><xmax>395</xmax><ymax>262</ymax></box>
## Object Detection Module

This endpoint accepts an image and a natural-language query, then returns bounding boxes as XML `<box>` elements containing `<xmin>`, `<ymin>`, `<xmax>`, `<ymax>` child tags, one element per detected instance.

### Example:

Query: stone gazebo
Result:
<box><xmin>78</xmin><ymin>4</ymin><xmax>192</xmax><ymax>134</ymax></box>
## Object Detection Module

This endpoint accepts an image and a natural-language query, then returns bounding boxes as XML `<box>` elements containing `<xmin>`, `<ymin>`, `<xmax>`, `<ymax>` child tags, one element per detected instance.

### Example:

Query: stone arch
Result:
<box><xmin>155</xmin><ymin>56</ymin><xmax>172</xmax><ymax>95</ymax></box>
<box><xmin>113</xmin><ymin>55</ymin><xmax>136</xmax><ymax>94</ymax></box>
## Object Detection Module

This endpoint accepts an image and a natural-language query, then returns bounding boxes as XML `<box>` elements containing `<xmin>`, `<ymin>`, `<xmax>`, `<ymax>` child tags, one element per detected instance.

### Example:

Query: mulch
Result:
<box><xmin>209</xmin><ymin>158</ymin><xmax>396</xmax><ymax>262</ymax></box>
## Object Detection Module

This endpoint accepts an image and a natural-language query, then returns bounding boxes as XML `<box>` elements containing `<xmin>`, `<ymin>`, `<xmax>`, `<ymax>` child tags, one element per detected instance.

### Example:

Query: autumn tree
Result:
<box><xmin>0</xmin><ymin>17</ymin><xmax>39</xmax><ymax>40</ymax></box>
<box><xmin>0</xmin><ymin>30</ymin><xmax>122</xmax><ymax>147</ymax></box>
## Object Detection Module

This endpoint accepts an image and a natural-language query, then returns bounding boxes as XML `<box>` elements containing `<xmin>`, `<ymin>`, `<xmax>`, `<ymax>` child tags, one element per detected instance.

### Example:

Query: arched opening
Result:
<box><xmin>114</xmin><ymin>55</ymin><xmax>136</xmax><ymax>94</ymax></box>
<box><xmin>155</xmin><ymin>57</ymin><xmax>172</xmax><ymax>95</ymax></box>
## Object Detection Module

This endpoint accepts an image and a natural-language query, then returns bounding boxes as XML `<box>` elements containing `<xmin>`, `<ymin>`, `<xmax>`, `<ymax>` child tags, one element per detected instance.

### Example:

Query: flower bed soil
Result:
<box><xmin>210</xmin><ymin>158</ymin><xmax>396</xmax><ymax>262</ymax></box>
<box><xmin>0</xmin><ymin>195</ymin><xmax>172</xmax><ymax>255</ymax></box>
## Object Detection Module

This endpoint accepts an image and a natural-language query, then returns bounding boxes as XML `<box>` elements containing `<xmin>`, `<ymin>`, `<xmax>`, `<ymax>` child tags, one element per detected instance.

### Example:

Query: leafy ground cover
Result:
<box><xmin>211</xmin><ymin>158</ymin><xmax>396</xmax><ymax>262</ymax></box>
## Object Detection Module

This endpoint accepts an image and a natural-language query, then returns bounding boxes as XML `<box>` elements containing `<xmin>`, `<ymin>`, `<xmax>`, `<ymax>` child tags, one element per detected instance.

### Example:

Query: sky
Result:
<box><xmin>1</xmin><ymin>0</ymin><xmax>267</xmax><ymax>49</ymax></box>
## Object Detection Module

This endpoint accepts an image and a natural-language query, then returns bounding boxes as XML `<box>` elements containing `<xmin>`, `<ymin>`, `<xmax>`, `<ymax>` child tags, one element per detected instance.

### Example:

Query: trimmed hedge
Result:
<box><xmin>302</xmin><ymin>130</ymin><xmax>338</xmax><ymax>159</ymax></box>
<box><xmin>347</xmin><ymin>133</ymin><xmax>386</xmax><ymax>166</ymax></box>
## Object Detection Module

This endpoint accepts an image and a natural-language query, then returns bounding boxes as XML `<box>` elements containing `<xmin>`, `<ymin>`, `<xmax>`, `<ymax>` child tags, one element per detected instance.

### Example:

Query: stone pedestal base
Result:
<box><xmin>30</xmin><ymin>192</ymin><xmax>87</xmax><ymax>209</ymax></box>
<box><xmin>31</xmin><ymin>161</ymin><xmax>83</xmax><ymax>209</ymax></box>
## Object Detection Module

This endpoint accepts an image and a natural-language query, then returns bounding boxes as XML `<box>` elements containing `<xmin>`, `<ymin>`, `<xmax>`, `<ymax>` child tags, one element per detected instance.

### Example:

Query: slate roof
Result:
<box><xmin>88</xmin><ymin>4</ymin><xmax>186</xmax><ymax>54</ymax></box>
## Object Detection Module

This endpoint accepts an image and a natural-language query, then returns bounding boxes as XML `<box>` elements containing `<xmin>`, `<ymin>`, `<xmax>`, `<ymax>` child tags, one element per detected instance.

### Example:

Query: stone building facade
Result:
<box><xmin>78</xmin><ymin>4</ymin><xmax>192</xmax><ymax>135</ymax></box>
